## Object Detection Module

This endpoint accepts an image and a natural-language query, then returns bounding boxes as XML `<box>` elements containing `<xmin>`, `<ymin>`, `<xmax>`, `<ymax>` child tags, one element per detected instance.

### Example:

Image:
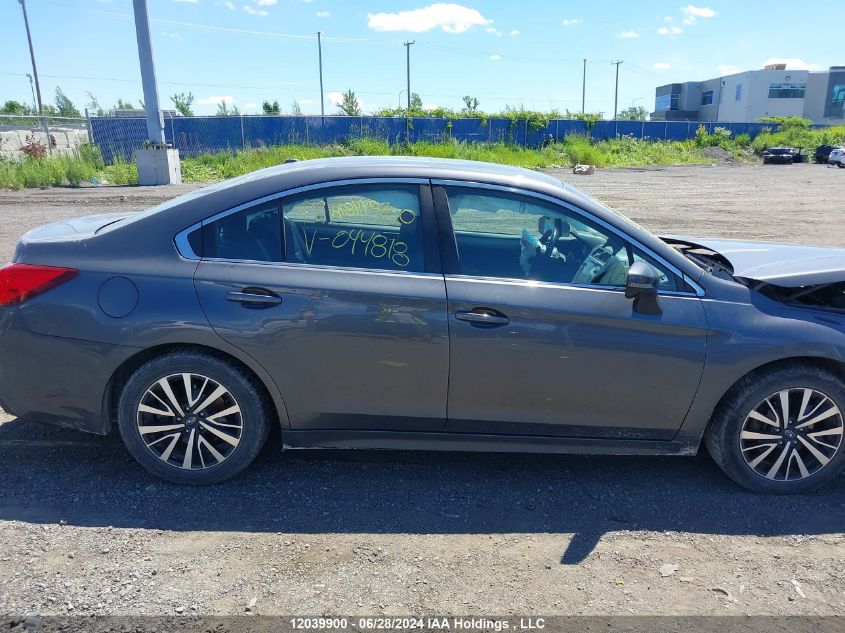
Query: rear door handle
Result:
<box><xmin>455</xmin><ymin>309</ymin><xmax>510</xmax><ymax>327</ymax></box>
<box><xmin>226</xmin><ymin>289</ymin><xmax>282</xmax><ymax>307</ymax></box>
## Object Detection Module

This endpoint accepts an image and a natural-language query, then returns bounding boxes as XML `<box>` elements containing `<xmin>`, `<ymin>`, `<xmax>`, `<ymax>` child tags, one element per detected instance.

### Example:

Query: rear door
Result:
<box><xmin>192</xmin><ymin>180</ymin><xmax>449</xmax><ymax>431</ymax></box>
<box><xmin>434</xmin><ymin>183</ymin><xmax>708</xmax><ymax>440</ymax></box>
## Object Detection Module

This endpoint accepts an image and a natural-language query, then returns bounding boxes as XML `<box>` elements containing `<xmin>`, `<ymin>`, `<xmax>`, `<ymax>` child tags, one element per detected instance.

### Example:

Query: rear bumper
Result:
<box><xmin>0</xmin><ymin>308</ymin><xmax>138</xmax><ymax>435</ymax></box>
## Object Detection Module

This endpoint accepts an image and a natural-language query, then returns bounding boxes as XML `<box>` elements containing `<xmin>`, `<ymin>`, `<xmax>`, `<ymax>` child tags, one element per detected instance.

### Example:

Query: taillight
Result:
<box><xmin>0</xmin><ymin>263</ymin><xmax>78</xmax><ymax>306</ymax></box>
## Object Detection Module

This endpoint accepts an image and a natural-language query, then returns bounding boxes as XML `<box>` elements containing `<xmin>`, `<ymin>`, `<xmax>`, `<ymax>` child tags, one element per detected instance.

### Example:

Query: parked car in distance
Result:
<box><xmin>815</xmin><ymin>144</ymin><xmax>837</xmax><ymax>164</ymax></box>
<box><xmin>829</xmin><ymin>148</ymin><xmax>845</xmax><ymax>168</ymax></box>
<box><xmin>762</xmin><ymin>147</ymin><xmax>798</xmax><ymax>164</ymax></box>
<box><xmin>1</xmin><ymin>157</ymin><xmax>845</xmax><ymax>493</ymax></box>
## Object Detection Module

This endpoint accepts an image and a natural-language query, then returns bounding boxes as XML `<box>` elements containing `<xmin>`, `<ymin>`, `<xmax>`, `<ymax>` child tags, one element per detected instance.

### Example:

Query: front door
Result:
<box><xmin>193</xmin><ymin>181</ymin><xmax>449</xmax><ymax>431</ymax></box>
<box><xmin>436</xmin><ymin>184</ymin><xmax>708</xmax><ymax>440</ymax></box>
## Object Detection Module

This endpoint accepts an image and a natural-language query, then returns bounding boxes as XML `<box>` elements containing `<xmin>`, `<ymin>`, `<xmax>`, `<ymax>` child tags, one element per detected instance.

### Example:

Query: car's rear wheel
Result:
<box><xmin>705</xmin><ymin>364</ymin><xmax>845</xmax><ymax>493</ymax></box>
<box><xmin>117</xmin><ymin>351</ymin><xmax>272</xmax><ymax>484</ymax></box>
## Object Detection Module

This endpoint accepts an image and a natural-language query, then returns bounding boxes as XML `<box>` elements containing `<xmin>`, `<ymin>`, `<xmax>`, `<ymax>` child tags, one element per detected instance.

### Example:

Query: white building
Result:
<box><xmin>651</xmin><ymin>64</ymin><xmax>845</xmax><ymax>124</ymax></box>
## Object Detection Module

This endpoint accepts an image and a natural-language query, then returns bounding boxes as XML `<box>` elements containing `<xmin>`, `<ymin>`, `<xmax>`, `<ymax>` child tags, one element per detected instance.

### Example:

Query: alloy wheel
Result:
<box><xmin>740</xmin><ymin>388</ymin><xmax>843</xmax><ymax>481</ymax></box>
<box><xmin>136</xmin><ymin>373</ymin><xmax>243</xmax><ymax>470</ymax></box>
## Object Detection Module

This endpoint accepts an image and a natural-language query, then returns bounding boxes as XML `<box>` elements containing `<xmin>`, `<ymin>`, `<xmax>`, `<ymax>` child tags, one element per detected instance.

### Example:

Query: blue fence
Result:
<box><xmin>90</xmin><ymin>115</ymin><xmax>779</xmax><ymax>164</ymax></box>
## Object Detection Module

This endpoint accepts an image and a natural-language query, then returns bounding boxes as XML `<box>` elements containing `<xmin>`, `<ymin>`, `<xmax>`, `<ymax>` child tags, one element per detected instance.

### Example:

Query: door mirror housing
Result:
<box><xmin>625</xmin><ymin>261</ymin><xmax>661</xmax><ymax>314</ymax></box>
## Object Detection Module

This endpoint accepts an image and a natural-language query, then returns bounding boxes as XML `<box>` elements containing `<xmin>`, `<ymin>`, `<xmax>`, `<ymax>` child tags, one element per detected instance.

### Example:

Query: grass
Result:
<box><xmin>3</xmin><ymin>124</ymin><xmax>844</xmax><ymax>190</ymax></box>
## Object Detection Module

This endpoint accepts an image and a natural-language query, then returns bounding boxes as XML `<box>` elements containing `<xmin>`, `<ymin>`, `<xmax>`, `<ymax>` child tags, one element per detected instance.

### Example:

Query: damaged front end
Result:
<box><xmin>662</xmin><ymin>236</ymin><xmax>845</xmax><ymax>313</ymax></box>
<box><xmin>742</xmin><ymin>279</ymin><xmax>845</xmax><ymax>311</ymax></box>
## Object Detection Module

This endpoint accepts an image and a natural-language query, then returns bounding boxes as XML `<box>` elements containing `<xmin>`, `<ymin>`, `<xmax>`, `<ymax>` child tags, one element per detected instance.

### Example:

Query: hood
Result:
<box><xmin>663</xmin><ymin>236</ymin><xmax>845</xmax><ymax>287</ymax></box>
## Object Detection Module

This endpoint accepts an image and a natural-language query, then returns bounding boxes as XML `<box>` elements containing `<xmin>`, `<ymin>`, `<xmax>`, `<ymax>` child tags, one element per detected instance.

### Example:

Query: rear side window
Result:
<box><xmin>282</xmin><ymin>185</ymin><xmax>424</xmax><ymax>271</ymax></box>
<box><xmin>200</xmin><ymin>201</ymin><xmax>283</xmax><ymax>263</ymax></box>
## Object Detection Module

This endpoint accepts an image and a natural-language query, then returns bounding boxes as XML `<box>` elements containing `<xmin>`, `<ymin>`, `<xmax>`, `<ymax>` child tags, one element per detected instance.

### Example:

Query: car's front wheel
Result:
<box><xmin>705</xmin><ymin>364</ymin><xmax>845</xmax><ymax>493</ymax></box>
<box><xmin>117</xmin><ymin>350</ymin><xmax>272</xmax><ymax>484</ymax></box>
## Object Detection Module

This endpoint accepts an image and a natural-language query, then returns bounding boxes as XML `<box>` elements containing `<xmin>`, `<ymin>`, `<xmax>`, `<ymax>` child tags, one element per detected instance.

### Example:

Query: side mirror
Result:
<box><xmin>625</xmin><ymin>261</ymin><xmax>661</xmax><ymax>315</ymax></box>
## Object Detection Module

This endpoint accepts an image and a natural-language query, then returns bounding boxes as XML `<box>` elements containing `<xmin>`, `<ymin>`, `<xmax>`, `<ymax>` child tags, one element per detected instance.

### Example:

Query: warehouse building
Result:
<box><xmin>651</xmin><ymin>64</ymin><xmax>845</xmax><ymax>124</ymax></box>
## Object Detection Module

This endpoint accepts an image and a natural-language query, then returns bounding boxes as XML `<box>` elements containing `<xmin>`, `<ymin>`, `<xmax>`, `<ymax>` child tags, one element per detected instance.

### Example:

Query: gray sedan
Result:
<box><xmin>1</xmin><ymin>157</ymin><xmax>843</xmax><ymax>493</ymax></box>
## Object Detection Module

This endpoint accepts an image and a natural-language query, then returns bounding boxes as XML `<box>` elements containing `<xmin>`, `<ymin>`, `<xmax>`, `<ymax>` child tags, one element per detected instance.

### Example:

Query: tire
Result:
<box><xmin>117</xmin><ymin>350</ymin><xmax>272</xmax><ymax>484</ymax></box>
<box><xmin>705</xmin><ymin>364</ymin><xmax>845</xmax><ymax>494</ymax></box>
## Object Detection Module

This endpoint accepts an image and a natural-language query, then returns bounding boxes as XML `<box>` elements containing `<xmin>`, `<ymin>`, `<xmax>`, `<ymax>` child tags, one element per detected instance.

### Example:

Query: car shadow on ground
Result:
<box><xmin>0</xmin><ymin>416</ymin><xmax>843</xmax><ymax>564</ymax></box>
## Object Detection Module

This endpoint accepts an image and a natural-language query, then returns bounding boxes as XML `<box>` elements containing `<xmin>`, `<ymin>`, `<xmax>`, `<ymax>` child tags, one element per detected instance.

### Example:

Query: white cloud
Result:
<box><xmin>243</xmin><ymin>5</ymin><xmax>268</xmax><ymax>15</ymax></box>
<box><xmin>683</xmin><ymin>5</ymin><xmax>716</xmax><ymax>17</ymax></box>
<box><xmin>161</xmin><ymin>31</ymin><xmax>182</xmax><ymax>38</ymax></box>
<box><xmin>664</xmin><ymin>16</ymin><xmax>673</xmax><ymax>22</ymax></box>
<box><xmin>173</xmin><ymin>0</ymin><xmax>198</xmax><ymax>3</ymax></box>
<box><xmin>489</xmin><ymin>54</ymin><xmax>501</xmax><ymax>61</ymax></box>
<box><xmin>256</xmin><ymin>0</ymin><xmax>276</xmax><ymax>4</ymax></box>
<box><xmin>561</xmin><ymin>18</ymin><xmax>582</xmax><ymax>27</ymax></box>
<box><xmin>326</xmin><ymin>92</ymin><xmax>344</xmax><ymax>106</ymax></box>
<box><xmin>717</xmin><ymin>64</ymin><xmax>740</xmax><ymax>74</ymax></box>
<box><xmin>762</xmin><ymin>57</ymin><xmax>821</xmax><ymax>71</ymax></box>
<box><xmin>657</xmin><ymin>26</ymin><xmax>683</xmax><ymax>36</ymax></box>
<box><xmin>223</xmin><ymin>0</ymin><xmax>235</xmax><ymax>8</ymax></box>
<box><xmin>197</xmin><ymin>95</ymin><xmax>234</xmax><ymax>105</ymax></box>
<box><xmin>509</xmin><ymin>29</ymin><xmax>520</xmax><ymax>36</ymax></box>
<box><xmin>243</xmin><ymin>102</ymin><xmax>258</xmax><ymax>110</ymax></box>
<box><xmin>316</xmin><ymin>10</ymin><xmax>330</xmax><ymax>17</ymax></box>
<box><xmin>653</xmin><ymin>62</ymin><xmax>672</xmax><ymax>70</ymax></box>
<box><xmin>486</xmin><ymin>27</ymin><xmax>502</xmax><ymax>36</ymax></box>
<box><xmin>367</xmin><ymin>3</ymin><xmax>492</xmax><ymax>33</ymax></box>
<box><xmin>616</xmin><ymin>29</ymin><xmax>639</xmax><ymax>39</ymax></box>
<box><xmin>681</xmin><ymin>5</ymin><xmax>716</xmax><ymax>25</ymax></box>
<box><xmin>422</xmin><ymin>102</ymin><xmax>439</xmax><ymax>110</ymax></box>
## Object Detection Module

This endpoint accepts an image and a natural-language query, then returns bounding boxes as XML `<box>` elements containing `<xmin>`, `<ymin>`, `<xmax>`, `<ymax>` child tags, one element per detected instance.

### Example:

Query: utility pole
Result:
<box><xmin>132</xmin><ymin>0</ymin><xmax>180</xmax><ymax>185</ymax></box>
<box><xmin>17</xmin><ymin>0</ymin><xmax>50</xmax><ymax>153</ymax></box>
<box><xmin>317</xmin><ymin>32</ymin><xmax>325</xmax><ymax>117</ymax></box>
<box><xmin>404</xmin><ymin>41</ymin><xmax>415</xmax><ymax>110</ymax></box>
<box><xmin>612</xmin><ymin>60</ymin><xmax>623</xmax><ymax>119</ymax></box>
<box><xmin>581</xmin><ymin>58</ymin><xmax>587</xmax><ymax>114</ymax></box>
<box><xmin>132</xmin><ymin>0</ymin><xmax>165</xmax><ymax>145</ymax></box>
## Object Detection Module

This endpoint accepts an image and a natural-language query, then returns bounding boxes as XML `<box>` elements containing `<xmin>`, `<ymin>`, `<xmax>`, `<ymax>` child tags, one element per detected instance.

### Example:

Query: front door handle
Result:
<box><xmin>455</xmin><ymin>308</ymin><xmax>510</xmax><ymax>327</ymax></box>
<box><xmin>226</xmin><ymin>289</ymin><xmax>282</xmax><ymax>307</ymax></box>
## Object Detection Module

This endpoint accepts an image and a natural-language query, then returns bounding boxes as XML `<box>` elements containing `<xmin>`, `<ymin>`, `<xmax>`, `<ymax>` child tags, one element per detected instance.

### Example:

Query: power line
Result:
<box><xmin>0</xmin><ymin>71</ymin><xmax>299</xmax><ymax>90</ymax></box>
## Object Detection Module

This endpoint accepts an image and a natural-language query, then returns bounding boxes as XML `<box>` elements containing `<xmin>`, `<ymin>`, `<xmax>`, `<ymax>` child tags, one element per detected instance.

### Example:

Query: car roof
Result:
<box><xmin>207</xmin><ymin>155</ymin><xmax>566</xmax><ymax>190</ymax></box>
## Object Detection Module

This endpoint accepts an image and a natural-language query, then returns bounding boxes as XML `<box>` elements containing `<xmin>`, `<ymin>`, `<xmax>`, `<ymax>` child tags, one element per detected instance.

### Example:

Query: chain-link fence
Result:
<box><xmin>89</xmin><ymin>114</ymin><xmax>783</xmax><ymax>165</ymax></box>
<box><xmin>0</xmin><ymin>115</ymin><xmax>90</xmax><ymax>160</ymax></box>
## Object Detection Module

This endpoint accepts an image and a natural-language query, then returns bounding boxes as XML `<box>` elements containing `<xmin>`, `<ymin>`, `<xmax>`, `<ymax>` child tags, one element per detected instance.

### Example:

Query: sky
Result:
<box><xmin>0</xmin><ymin>0</ymin><xmax>841</xmax><ymax>117</ymax></box>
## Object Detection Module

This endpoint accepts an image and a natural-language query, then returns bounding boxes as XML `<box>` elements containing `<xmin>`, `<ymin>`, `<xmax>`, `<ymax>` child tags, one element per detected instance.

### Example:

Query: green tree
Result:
<box><xmin>216</xmin><ymin>100</ymin><xmax>240</xmax><ymax>116</ymax></box>
<box><xmin>290</xmin><ymin>100</ymin><xmax>302</xmax><ymax>115</ymax></box>
<box><xmin>170</xmin><ymin>92</ymin><xmax>194</xmax><ymax>116</ymax></box>
<box><xmin>113</xmin><ymin>99</ymin><xmax>134</xmax><ymax>110</ymax></box>
<box><xmin>86</xmin><ymin>92</ymin><xmax>105</xmax><ymax>117</ymax></box>
<box><xmin>55</xmin><ymin>87</ymin><xmax>81</xmax><ymax>118</ymax></box>
<box><xmin>409</xmin><ymin>92</ymin><xmax>423</xmax><ymax>110</ymax></box>
<box><xmin>337</xmin><ymin>90</ymin><xmax>361</xmax><ymax>116</ymax></box>
<box><xmin>0</xmin><ymin>100</ymin><xmax>34</xmax><ymax>115</ymax></box>
<box><xmin>461</xmin><ymin>95</ymin><xmax>480</xmax><ymax>114</ymax></box>
<box><xmin>262</xmin><ymin>100</ymin><xmax>281</xmax><ymax>115</ymax></box>
<box><xmin>617</xmin><ymin>105</ymin><xmax>648</xmax><ymax>121</ymax></box>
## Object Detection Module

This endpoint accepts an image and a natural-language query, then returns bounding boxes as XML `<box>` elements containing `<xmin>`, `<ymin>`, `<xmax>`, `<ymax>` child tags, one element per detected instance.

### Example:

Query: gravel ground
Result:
<box><xmin>0</xmin><ymin>163</ymin><xmax>844</xmax><ymax>618</ymax></box>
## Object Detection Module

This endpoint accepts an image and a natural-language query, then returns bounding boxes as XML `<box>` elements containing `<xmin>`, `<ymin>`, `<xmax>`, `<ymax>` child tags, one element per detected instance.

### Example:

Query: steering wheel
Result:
<box><xmin>538</xmin><ymin>218</ymin><xmax>563</xmax><ymax>259</ymax></box>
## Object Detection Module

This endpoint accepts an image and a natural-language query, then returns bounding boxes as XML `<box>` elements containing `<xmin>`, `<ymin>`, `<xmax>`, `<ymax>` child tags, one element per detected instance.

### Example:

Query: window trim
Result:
<box><xmin>430</xmin><ymin>179</ymin><xmax>704</xmax><ymax>297</ymax></box>
<box><xmin>174</xmin><ymin>177</ymin><xmax>433</xmax><ymax>274</ymax></box>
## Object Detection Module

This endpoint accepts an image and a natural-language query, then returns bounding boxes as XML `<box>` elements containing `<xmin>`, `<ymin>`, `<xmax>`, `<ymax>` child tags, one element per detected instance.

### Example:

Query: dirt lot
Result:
<box><xmin>0</xmin><ymin>163</ymin><xmax>844</xmax><ymax>618</ymax></box>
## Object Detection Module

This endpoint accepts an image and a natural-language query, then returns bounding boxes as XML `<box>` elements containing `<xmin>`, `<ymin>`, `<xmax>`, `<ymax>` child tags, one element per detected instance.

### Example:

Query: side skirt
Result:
<box><xmin>282</xmin><ymin>430</ymin><xmax>700</xmax><ymax>456</ymax></box>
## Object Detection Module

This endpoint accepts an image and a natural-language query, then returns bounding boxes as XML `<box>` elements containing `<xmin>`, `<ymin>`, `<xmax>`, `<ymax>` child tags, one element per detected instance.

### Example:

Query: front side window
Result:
<box><xmin>444</xmin><ymin>187</ymin><xmax>678</xmax><ymax>290</ymax></box>
<box><xmin>735</xmin><ymin>84</ymin><xmax>742</xmax><ymax>101</ymax></box>
<box><xmin>283</xmin><ymin>185</ymin><xmax>424</xmax><ymax>272</ymax></box>
<box><xmin>701</xmin><ymin>90</ymin><xmax>714</xmax><ymax>106</ymax></box>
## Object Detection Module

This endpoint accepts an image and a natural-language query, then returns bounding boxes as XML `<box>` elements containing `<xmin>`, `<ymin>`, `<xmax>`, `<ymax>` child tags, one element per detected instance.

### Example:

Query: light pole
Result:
<box><xmin>26</xmin><ymin>73</ymin><xmax>37</xmax><ymax>113</ymax></box>
<box><xmin>403</xmin><ymin>41</ymin><xmax>415</xmax><ymax>110</ymax></box>
<box><xmin>581</xmin><ymin>58</ymin><xmax>587</xmax><ymax>114</ymax></box>
<box><xmin>317</xmin><ymin>32</ymin><xmax>325</xmax><ymax>117</ymax></box>
<box><xmin>398</xmin><ymin>89</ymin><xmax>407</xmax><ymax>110</ymax></box>
<box><xmin>17</xmin><ymin>0</ymin><xmax>50</xmax><ymax>153</ymax></box>
<box><xmin>611</xmin><ymin>60</ymin><xmax>623</xmax><ymax>119</ymax></box>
